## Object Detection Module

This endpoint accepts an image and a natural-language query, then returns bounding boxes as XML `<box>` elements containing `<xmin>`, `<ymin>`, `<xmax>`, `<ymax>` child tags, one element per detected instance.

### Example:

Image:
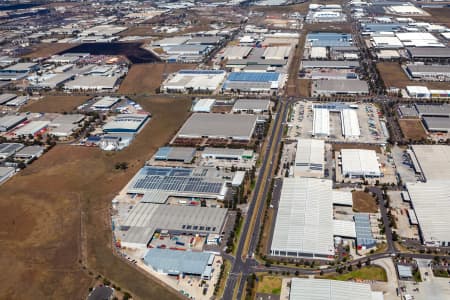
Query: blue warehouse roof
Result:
<box><xmin>227</xmin><ymin>72</ymin><xmax>280</xmax><ymax>82</ymax></box>
<box><xmin>144</xmin><ymin>248</ymin><xmax>214</xmax><ymax>276</ymax></box>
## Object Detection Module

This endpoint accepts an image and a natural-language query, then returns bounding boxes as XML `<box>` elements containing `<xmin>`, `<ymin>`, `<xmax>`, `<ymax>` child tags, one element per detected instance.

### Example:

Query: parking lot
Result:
<box><xmin>400</xmin><ymin>259</ymin><xmax>450</xmax><ymax>300</ymax></box>
<box><xmin>387</xmin><ymin>191</ymin><xmax>419</xmax><ymax>240</ymax></box>
<box><xmin>287</xmin><ymin>101</ymin><xmax>388</xmax><ymax>144</ymax></box>
<box><xmin>391</xmin><ymin>146</ymin><xmax>422</xmax><ymax>183</ymax></box>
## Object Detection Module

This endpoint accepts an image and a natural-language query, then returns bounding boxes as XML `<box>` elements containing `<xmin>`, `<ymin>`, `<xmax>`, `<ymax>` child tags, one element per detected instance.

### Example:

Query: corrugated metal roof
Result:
<box><xmin>294</xmin><ymin>139</ymin><xmax>325</xmax><ymax>178</ymax></box>
<box><xmin>407</xmin><ymin>181</ymin><xmax>450</xmax><ymax>243</ymax></box>
<box><xmin>270</xmin><ymin>177</ymin><xmax>335</xmax><ymax>258</ymax></box>
<box><xmin>144</xmin><ymin>248</ymin><xmax>214</xmax><ymax>276</ymax></box>
<box><xmin>290</xmin><ymin>278</ymin><xmax>379</xmax><ymax>300</ymax></box>
<box><xmin>313</xmin><ymin>108</ymin><xmax>330</xmax><ymax>136</ymax></box>
<box><xmin>341</xmin><ymin>149</ymin><xmax>380</xmax><ymax>177</ymax></box>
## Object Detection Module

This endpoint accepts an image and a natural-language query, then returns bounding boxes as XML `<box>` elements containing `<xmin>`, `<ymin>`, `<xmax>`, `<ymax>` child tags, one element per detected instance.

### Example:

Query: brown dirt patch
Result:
<box><xmin>304</xmin><ymin>23</ymin><xmax>352</xmax><ymax>32</ymax></box>
<box><xmin>420</xmin><ymin>8</ymin><xmax>450</xmax><ymax>26</ymax></box>
<box><xmin>398</xmin><ymin>118</ymin><xmax>427</xmax><ymax>141</ymax></box>
<box><xmin>377</xmin><ymin>62</ymin><xmax>450</xmax><ymax>90</ymax></box>
<box><xmin>119</xmin><ymin>26</ymin><xmax>156</xmax><ymax>36</ymax></box>
<box><xmin>22</xmin><ymin>43</ymin><xmax>76</xmax><ymax>59</ymax></box>
<box><xmin>20</xmin><ymin>95</ymin><xmax>91</xmax><ymax>113</ymax></box>
<box><xmin>352</xmin><ymin>191</ymin><xmax>378</xmax><ymax>213</ymax></box>
<box><xmin>0</xmin><ymin>95</ymin><xmax>191</xmax><ymax>300</ymax></box>
<box><xmin>332</xmin><ymin>143</ymin><xmax>382</xmax><ymax>156</ymax></box>
<box><xmin>119</xmin><ymin>63</ymin><xmax>196</xmax><ymax>94</ymax></box>
<box><xmin>298</xmin><ymin>79</ymin><xmax>311</xmax><ymax>97</ymax></box>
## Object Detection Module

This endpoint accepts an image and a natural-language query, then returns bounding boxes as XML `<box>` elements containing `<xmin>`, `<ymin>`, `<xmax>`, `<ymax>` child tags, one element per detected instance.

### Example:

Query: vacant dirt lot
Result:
<box><xmin>119</xmin><ymin>26</ymin><xmax>156</xmax><ymax>36</ymax></box>
<box><xmin>22</xmin><ymin>43</ymin><xmax>76</xmax><ymax>59</ymax></box>
<box><xmin>119</xmin><ymin>63</ymin><xmax>195</xmax><ymax>94</ymax></box>
<box><xmin>377</xmin><ymin>62</ymin><xmax>450</xmax><ymax>90</ymax></box>
<box><xmin>421</xmin><ymin>8</ymin><xmax>450</xmax><ymax>26</ymax></box>
<box><xmin>352</xmin><ymin>191</ymin><xmax>378</xmax><ymax>213</ymax></box>
<box><xmin>0</xmin><ymin>95</ymin><xmax>191</xmax><ymax>300</ymax></box>
<box><xmin>304</xmin><ymin>23</ymin><xmax>352</xmax><ymax>32</ymax></box>
<box><xmin>21</xmin><ymin>95</ymin><xmax>91</xmax><ymax>113</ymax></box>
<box><xmin>332</xmin><ymin>143</ymin><xmax>381</xmax><ymax>156</ymax></box>
<box><xmin>398</xmin><ymin>118</ymin><xmax>427</xmax><ymax>141</ymax></box>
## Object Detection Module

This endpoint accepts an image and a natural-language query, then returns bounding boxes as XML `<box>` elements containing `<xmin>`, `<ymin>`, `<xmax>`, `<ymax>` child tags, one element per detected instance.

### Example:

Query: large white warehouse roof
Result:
<box><xmin>411</xmin><ymin>145</ymin><xmax>450</xmax><ymax>181</ymax></box>
<box><xmin>341</xmin><ymin>149</ymin><xmax>380</xmax><ymax>177</ymax></box>
<box><xmin>407</xmin><ymin>181</ymin><xmax>450</xmax><ymax>246</ymax></box>
<box><xmin>341</xmin><ymin>109</ymin><xmax>360</xmax><ymax>138</ymax></box>
<box><xmin>270</xmin><ymin>177</ymin><xmax>335</xmax><ymax>259</ymax></box>
<box><xmin>290</xmin><ymin>278</ymin><xmax>384</xmax><ymax>300</ymax></box>
<box><xmin>294</xmin><ymin>139</ymin><xmax>325</xmax><ymax>178</ymax></box>
<box><xmin>313</xmin><ymin>108</ymin><xmax>330</xmax><ymax>136</ymax></box>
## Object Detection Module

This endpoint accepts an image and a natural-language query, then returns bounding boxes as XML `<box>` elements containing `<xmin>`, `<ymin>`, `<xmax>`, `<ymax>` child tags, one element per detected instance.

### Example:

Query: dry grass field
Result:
<box><xmin>352</xmin><ymin>191</ymin><xmax>378</xmax><ymax>213</ymax></box>
<box><xmin>398</xmin><ymin>118</ymin><xmax>427</xmax><ymax>141</ymax></box>
<box><xmin>20</xmin><ymin>95</ymin><xmax>91</xmax><ymax>113</ymax></box>
<box><xmin>0</xmin><ymin>95</ymin><xmax>191</xmax><ymax>300</ymax></box>
<box><xmin>377</xmin><ymin>62</ymin><xmax>450</xmax><ymax>90</ymax></box>
<box><xmin>119</xmin><ymin>63</ymin><xmax>195</xmax><ymax>94</ymax></box>
<box><xmin>256</xmin><ymin>276</ymin><xmax>282</xmax><ymax>295</ymax></box>
<box><xmin>22</xmin><ymin>43</ymin><xmax>76</xmax><ymax>59</ymax></box>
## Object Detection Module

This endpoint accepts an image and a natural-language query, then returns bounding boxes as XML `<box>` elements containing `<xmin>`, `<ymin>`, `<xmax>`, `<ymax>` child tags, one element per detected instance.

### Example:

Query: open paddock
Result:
<box><xmin>398</xmin><ymin>118</ymin><xmax>427</xmax><ymax>141</ymax></box>
<box><xmin>0</xmin><ymin>95</ymin><xmax>191</xmax><ymax>300</ymax></box>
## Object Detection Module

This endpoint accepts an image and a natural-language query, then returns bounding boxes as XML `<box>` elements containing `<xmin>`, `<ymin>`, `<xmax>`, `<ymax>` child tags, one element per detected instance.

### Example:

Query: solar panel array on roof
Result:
<box><xmin>227</xmin><ymin>72</ymin><xmax>280</xmax><ymax>82</ymax></box>
<box><xmin>128</xmin><ymin>166</ymin><xmax>224</xmax><ymax>197</ymax></box>
<box><xmin>354</xmin><ymin>213</ymin><xmax>376</xmax><ymax>248</ymax></box>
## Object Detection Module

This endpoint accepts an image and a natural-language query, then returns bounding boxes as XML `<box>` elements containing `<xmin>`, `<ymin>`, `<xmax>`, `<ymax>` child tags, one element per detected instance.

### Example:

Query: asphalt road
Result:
<box><xmin>222</xmin><ymin>99</ymin><xmax>289</xmax><ymax>300</ymax></box>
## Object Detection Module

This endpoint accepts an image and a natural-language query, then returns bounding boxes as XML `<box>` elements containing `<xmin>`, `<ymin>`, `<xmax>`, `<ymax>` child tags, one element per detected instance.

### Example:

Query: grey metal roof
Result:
<box><xmin>0</xmin><ymin>115</ymin><xmax>27</xmax><ymax>131</ymax></box>
<box><xmin>0</xmin><ymin>143</ymin><xmax>24</xmax><ymax>157</ymax></box>
<box><xmin>14</xmin><ymin>145</ymin><xmax>45</xmax><ymax>158</ymax></box>
<box><xmin>0</xmin><ymin>93</ymin><xmax>16</xmax><ymax>105</ymax></box>
<box><xmin>407</xmin><ymin>181</ymin><xmax>450</xmax><ymax>243</ymax></box>
<box><xmin>302</xmin><ymin>60</ymin><xmax>360</xmax><ymax>69</ymax></box>
<box><xmin>423</xmin><ymin>116</ymin><xmax>450</xmax><ymax>131</ymax></box>
<box><xmin>154</xmin><ymin>146</ymin><xmax>196</xmax><ymax>163</ymax></box>
<box><xmin>120</xmin><ymin>203</ymin><xmax>227</xmax><ymax>245</ymax></box>
<box><xmin>232</xmin><ymin>99</ymin><xmax>270</xmax><ymax>111</ymax></box>
<box><xmin>313</xmin><ymin>79</ymin><xmax>369</xmax><ymax>93</ymax></box>
<box><xmin>415</xmin><ymin>103</ymin><xmax>450</xmax><ymax>117</ymax></box>
<box><xmin>407</xmin><ymin>64</ymin><xmax>450</xmax><ymax>74</ymax></box>
<box><xmin>177</xmin><ymin>113</ymin><xmax>257</xmax><ymax>140</ymax></box>
<box><xmin>407</xmin><ymin>47</ymin><xmax>450</xmax><ymax>58</ymax></box>
<box><xmin>270</xmin><ymin>177</ymin><xmax>335</xmax><ymax>258</ymax></box>
<box><xmin>290</xmin><ymin>278</ymin><xmax>378</xmax><ymax>300</ymax></box>
<box><xmin>88</xmin><ymin>286</ymin><xmax>113</xmax><ymax>300</ymax></box>
<box><xmin>186</xmin><ymin>36</ymin><xmax>223</xmax><ymax>45</ymax></box>
<box><xmin>143</xmin><ymin>248</ymin><xmax>214</xmax><ymax>276</ymax></box>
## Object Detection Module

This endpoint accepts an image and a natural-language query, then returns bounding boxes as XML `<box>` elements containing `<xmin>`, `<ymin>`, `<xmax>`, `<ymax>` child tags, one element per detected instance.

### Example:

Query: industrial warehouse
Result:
<box><xmin>270</xmin><ymin>177</ymin><xmax>359</xmax><ymax>260</ymax></box>
<box><xmin>294</xmin><ymin>139</ymin><xmax>325</xmax><ymax>178</ymax></box>
<box><xmin>222</xmin><ymin>72</ymin><xmax>285</xmax><ymax>94</ymax></box>
<box><xmin>400</xmin><ymin>145</ymin><xmax>450</xmax><ymax>247</ymax></box>
<box><xmin>312</xmin><ymin>103</ymin><xmax>361</xmax><ymax>139</ymax></box>
<box><xmin>175</xmin><ymin>113</ymin><xmax>258</xmax><ymax>141</ymax></box>
<box><xmin>161</xmin><ymin>70</ymin><xmax>227</xmax><ymax>94</ymax></box>
<box><xmin>340</xmin><ymin>149</ymin><xmax>381</xmax><ymax>178</ymax></box>
<box><xmin>289</xmin><ymin>278</ymin><xmax>384</xmax><ymax>300</ymax></box>
<box><xmin>116</xmin><ymin>202</ymin><xmax>228</xmax><ymax>249</ymax></box>
<box><xmin>399</xmin><ymin>103</ymin><xmax>450</xmax><ymax>132</ymax></box>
